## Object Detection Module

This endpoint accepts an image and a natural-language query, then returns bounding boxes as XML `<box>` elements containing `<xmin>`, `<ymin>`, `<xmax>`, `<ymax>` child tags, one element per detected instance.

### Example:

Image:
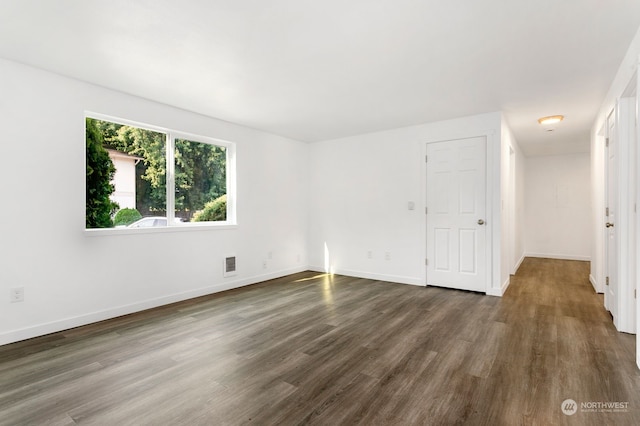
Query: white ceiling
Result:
<box><xmin>1</xmin><ymin>1</ymin><xmax>640</xmax><ymax>156</ymax></box>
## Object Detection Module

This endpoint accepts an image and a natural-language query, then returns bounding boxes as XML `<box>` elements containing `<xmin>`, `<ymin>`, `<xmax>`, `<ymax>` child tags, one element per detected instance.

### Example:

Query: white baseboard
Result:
<box><xmin>524</xmin><ymin>252</ymin><xmax>591</xmax><ymax>262</ymax></box>
<box><xmin>589</xmin><ymin>274</ymin><xmax>603</xmax><ymax>294</ymax></box>
<box><xmin>513</xmin><ymin>254</ymin><xmax>525</xmax><ymax>274</ymax></box>
<box><xmin>307</xmin><ymin>266</ymin><xmax>424</xmax><ymax>287</ymax></box>
<box><xmin>0</xmin><ymin>266</ymin><xmax>308</xmax><ymax>347</ymax></box>
<box><xmin>486</xmin><ymin>254</ymin><xmax>525</xmax><ymax>297</ymax></box>
<box><xmin>487</xmin><ymin>276</ymin><xmax>510</xmax><ymax>297</ymax></box>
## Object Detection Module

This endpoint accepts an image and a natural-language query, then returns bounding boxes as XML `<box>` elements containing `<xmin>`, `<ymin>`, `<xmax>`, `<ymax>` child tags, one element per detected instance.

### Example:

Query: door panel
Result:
<box><xmin>434</xmin><ymin>229</ymin><xmax>450</xmax><ymax>271</ymax></box>
<box><xmin>459</xmin><ymin>229</ymin><xmax>476</xmax><ymax>273</ymax></box>
<box><xmin>426</xmin><ymin>137</ymin><xmax>487</xmax><ymax>292</ymax></box>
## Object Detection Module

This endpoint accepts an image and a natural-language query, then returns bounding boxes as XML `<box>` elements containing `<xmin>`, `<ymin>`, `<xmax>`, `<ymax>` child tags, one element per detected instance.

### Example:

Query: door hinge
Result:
<box><xmin>606</xmin><ymin>137</ymin><xmax>609</xmax><ymax>147</ymax></box>
<box><xmin>425</xmin><ymin>155</ymin><xmax>428</xmax><ymax>163</ymax></box>
<box><xmin>425</xmin><ymin>258</ymin><xmax>428</xmax><ymax>266</ymax></box>
<box><xmin>425</xmin><ymin>207</ymin><xmax>428</xmax><ymax>214</ymax></box>
<box><xmin>606</xmin><ymin>276</ymin><xmax>609</xmax><ymax>286</ymax></box>
<box><xmin>635</xmin><ymin>289</ymin><xmax>637</xmax><ymax>298</ymax></box>
<box><xmin>606</xmin><ymin>207</ymin><xmax>609</xmax><ymax>217</ymax></box>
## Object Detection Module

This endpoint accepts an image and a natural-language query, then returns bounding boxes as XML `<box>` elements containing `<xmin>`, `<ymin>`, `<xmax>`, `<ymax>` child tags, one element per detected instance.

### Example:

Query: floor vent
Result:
<box><xmin>224</xmin><ymin>255</ymin><xmax>237</xmax><ymax>277</ymax></box>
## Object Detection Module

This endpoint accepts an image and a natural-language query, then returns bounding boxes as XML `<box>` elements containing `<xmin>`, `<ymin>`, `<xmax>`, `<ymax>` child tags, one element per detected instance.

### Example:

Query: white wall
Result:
<box><xmin>0</xmin><ymin>58</ymin><xmax>309</xmax><ymax>345</ymax></box>
<box><xmin>515</xmin><ymin>142</ymin><xmax>526</xmax><ymax>270</ymax></box>
<box><xmin>524</xmin><ymin>153</ymin><xmax>591</xmax><ymax>260</ymax></box>
<box><xmin>308</xmin><ymin>112</ymin><xmax>507</xmax><ymax>295</ymax></box>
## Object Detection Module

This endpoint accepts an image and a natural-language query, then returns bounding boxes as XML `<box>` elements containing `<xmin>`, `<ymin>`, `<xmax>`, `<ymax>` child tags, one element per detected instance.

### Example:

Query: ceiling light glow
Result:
<box><xmin>538</xmin><ymin>115</ymin><xmax>564</xmax><ymax>125</ymax></box>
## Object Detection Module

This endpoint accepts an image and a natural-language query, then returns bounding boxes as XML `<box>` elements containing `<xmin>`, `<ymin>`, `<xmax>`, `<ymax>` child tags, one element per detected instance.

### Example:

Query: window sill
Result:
<box><xmin>84</xmin><ymin>222</ymin><xmax>238</xmax><ymax>236</ymax></box>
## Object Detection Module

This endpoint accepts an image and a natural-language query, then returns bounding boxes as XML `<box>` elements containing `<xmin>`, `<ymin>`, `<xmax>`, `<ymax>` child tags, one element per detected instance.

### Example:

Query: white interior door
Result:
<box><xmin>605</xmin><ymin>112</ymin><xmax>618</xmax><ymax>323</ymax></box>
<box><xmin>426</xmin><ymin>136</ymin><xmax>487</xmax><ymax>292</ymax></box>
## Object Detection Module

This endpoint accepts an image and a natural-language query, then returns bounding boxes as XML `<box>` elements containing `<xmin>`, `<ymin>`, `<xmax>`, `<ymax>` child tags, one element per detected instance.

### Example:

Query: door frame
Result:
<box><xmin>635</xmin><ymin>59</ymin><xmax>640</xmax><ymax>366</ymax></box>
<box><xmin>422</xmin><ymin>132</ymin><xmax>496</xmax><ymax>294</ymax></box>
<box><xmin>617</xmin><ymin>72</ymin><xmax>637</xmax><ymax>334</ymax></box>
<box><xmin>604</xmin><ymin>71</ymin><xmax>638</xmax><ymax>334</ymax></box>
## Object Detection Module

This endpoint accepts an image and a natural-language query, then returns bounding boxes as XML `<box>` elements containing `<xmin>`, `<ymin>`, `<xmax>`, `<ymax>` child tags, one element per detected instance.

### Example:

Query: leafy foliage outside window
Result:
<box><xmin>85</xmin><ymin>118</ymin><xmax>118</xmax><ymax>228</ymax></box>
<box><xmin>85</xmin><ymin>117</ymin><xmax>228</xmax><ymax>228</ymax></box>
<box><xmin>192</xmin><ymin>195</ymin><xmax>227</xmax><ymax>222</ymax></box>
<box><xmin>113</xmin><ymin>208</ymin><xmax>142</xmax><ymax>226</ymax></box>
<box><xmin>175</xmin><ymin>139</ymin><xmax>226</xmax><ymax>222</ymax></box>
<box><xmin>94</xmin><ymin>119</ymin><xmax>167</xmax><ymax>217</ymax></box>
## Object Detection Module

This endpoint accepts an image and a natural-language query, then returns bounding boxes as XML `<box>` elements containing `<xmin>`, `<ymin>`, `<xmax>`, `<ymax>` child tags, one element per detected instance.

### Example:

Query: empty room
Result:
<box><xmin>2</xmin><ymin>1</ymin><xmax>640</xmax><ymax>424</ymax></box>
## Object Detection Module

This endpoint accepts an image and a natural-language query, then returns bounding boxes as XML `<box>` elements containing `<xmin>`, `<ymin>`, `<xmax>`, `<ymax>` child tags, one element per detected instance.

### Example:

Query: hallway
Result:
<box><xmin>488</xmin><ymin>258</ymin><xmax>639</xmax><ymax>424</ymax></box>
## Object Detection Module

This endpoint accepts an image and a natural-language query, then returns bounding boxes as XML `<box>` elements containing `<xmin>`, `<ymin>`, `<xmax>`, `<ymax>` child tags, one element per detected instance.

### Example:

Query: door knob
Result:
<box><xmin>606</xmin><ymin>222</ymin><xmax>614</xmax><ymax>228</ymax></box>
<box><xmin>477</xmin><ymin>219</ymin><xmax>485</xmax><ymax>225</ymax></box>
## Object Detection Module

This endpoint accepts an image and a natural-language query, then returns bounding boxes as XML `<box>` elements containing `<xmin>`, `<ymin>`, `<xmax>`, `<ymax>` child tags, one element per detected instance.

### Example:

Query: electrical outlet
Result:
<box><xmin>367</xmin><ymin>250</ymin><xmax>373</xmax><ymax>259</ymax></box>
<box><xmin>262</xmin><ymin>260</ymin><xmax>268</xmax><ymax>269</ymax></box>
<box><xmin>268</xmin><ymin>251</ymin><xmax>273</xmax><ymax>260</ymax></box>
<box><xmin>10</xmin><ymin>287</ymin><xmax>24</xmax><ymax>303</ymax></box>
<box><xmin>385</xmin><ymin>252</ymin><xmax>391</xmax><ymax>261</ymax></box>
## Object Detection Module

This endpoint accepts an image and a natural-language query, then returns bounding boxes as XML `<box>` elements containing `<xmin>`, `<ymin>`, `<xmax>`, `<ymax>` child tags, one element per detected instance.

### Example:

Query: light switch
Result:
<box><xmin>408</xmin><ymin>201</ymin><xmax>415</xmax><ymax>210</ymax></box>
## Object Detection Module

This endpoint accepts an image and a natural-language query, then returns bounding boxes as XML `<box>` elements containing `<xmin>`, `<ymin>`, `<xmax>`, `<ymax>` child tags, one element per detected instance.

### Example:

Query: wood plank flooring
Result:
<box><xmin>1</xmin><ymin>258</ymin><xmax>639</xmax><ymax>425</ymax></box>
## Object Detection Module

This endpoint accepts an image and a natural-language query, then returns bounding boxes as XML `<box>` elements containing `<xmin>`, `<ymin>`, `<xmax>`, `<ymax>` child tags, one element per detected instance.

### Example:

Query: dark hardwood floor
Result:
<box><xmin>1</xmin><ymin>258</ymin><xmax>639</xmax><ymax>425</ymax></box>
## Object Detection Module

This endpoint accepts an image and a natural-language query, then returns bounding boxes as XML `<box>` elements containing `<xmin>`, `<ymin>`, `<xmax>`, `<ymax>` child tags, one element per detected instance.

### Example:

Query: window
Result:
<box><xmin>85</xmin><ymin>115</ymin><xmax>234</xmax><ymax>230</ymax></box>
<box><xmin>174</xmin><ymin>138</ymin><xmax>227</xmax><ymax>222</ymax></box>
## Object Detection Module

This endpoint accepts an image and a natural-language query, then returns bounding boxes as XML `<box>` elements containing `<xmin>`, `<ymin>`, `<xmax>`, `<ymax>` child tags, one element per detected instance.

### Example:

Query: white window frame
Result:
<box><xmin>84</xmin><ymin>112</ymin><xmax>237</xmax><ymax>235</ymax></box>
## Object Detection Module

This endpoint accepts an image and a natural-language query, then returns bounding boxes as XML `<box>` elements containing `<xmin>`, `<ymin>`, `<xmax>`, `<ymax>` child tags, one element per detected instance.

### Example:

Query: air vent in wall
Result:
<box><xmin>224</xmin><ymin>255</ymin><xmax>237</xmax><ymax>277</ymax></box>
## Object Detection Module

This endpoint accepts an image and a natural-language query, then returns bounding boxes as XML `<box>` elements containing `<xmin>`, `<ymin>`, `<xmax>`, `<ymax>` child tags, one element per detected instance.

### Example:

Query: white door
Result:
<box><xmin>605</xmin><ymin>111</ymin><xmax>618</xmax><ymax>323</ymax></box>
<box><xmin>426</xmin><ymin>136</ymin><xmax>487</xmax><ymax>292</ymax></box>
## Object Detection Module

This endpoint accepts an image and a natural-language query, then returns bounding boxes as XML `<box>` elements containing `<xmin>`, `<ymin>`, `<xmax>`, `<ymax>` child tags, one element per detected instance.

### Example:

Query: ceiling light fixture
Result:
<box><xmin>538</xmin><ymin>115</ymin><xmax>564</xmax><ymax>125</ymax></box>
